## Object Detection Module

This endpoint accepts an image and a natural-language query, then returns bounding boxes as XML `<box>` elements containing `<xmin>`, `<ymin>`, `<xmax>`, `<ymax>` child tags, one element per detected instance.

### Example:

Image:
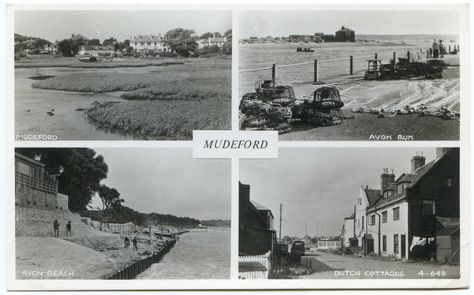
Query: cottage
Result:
<box><xmin>197</xmin><ymin>36</ymin><xmax>227</xmax><ymax>49</ymax></box>
<box><xmin>78</xmin><ymin>45</ymin><xmax>115</xmax><ymax>57</ymax></box>
<box><xmin>239</xmin><ymin>182</ymin><xmax>276</xmax><ymax>256</ymax></box>
<box><xmin>342</xmin><ymin>212</ymin><xmax>355</xmax><ymax>247</ymax></box>
<box><xmin>335</xmin><ymin>26</ymin><xmax>355</xmax><ymax>42</ymax></box>
<box><xmin>344</xmin><ymin>148</ymin><xmax>459</xmax><ymax>263</ymax></box>
<box><xmin>130</xmin><ymin>34</ymin><xmax>171</xmax><ymax>53</ymax></box>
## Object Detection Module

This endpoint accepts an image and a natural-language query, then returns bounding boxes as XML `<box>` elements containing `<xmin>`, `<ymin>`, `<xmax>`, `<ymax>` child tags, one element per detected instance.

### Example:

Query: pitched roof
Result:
<box><xmin>251</xmin><ymin>200</ymin><xmax>269</xmax><ymax>211</ymax></box>
<box><xmin>368</xmin><ymin>151</ymin><xmax>451</xmax><ymax>212</ymax></box>
<box><xmin>396</xmin><ymin>173</ymin><xmax>416</xmax><ymax>183</ymax></box>
<box><xmin>211</xmin><ymin>37</ymin><xmax>226</xmax><ymax>43</ymax></box>
<box><xmin>130</xmin><ymin>34</ymin><xmax>164</xmax><ymax>43</ymax></box>
<box><xmin>364</xmin><ymin>188</ymin><xmax>381</xmax><ymax>206</ymax></box>
<box><xmin>337</xmin><ymin>26</ymin><xmax>354</xmax><ymax>32</ymax></box>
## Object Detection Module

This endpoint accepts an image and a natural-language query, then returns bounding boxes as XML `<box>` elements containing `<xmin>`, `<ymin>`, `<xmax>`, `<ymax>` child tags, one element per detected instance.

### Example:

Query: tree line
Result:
<box><xmin>22</xmin><ymin>28</ymin><xmax>232</xmax><ymax>57</ymax></box>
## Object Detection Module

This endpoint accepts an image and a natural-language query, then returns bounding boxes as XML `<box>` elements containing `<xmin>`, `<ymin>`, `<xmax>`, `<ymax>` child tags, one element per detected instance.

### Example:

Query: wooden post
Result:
<box><xmin>374</xmin><ymin>53</ymin><xmax>378</xmax><ymax>60</ymax></box>
<box><xmin>271</xmin><ymin>63</ymin><xmax>277</xmax><ymax>86</ymax></box>
<box><xmin>427</xmin><ymin>49</ymin><xmax>430</xmax><ymax>59</ymax></box>
<box><xmin>393</xmin><ymin>52</ymin><xmax>396</xmax><ymax>64</ymax></box>
<box><xmin>407</xmin><ymin>51</ymin><xmax>411</xmax><ymax>61</ymax></box>
<box><xmin>314</xmin><ymin>59</ymin><xmax>319</xmax><ymax>83</ymax></box>
<box><xmin>349</xmin><ymin>56</ymin><xmax>353</xmax><ymax>75</ymax></box>
<box><xmin>448</xmin><ymin>45</ymin><xmax>451</xmax><ymax>54</ymax></box>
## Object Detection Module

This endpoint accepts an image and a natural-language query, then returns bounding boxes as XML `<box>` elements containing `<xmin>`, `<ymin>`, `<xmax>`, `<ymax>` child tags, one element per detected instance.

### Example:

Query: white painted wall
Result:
<box><xmin>367</xmin><ymin>201</ymin><xmax>409</xmax><ymax>260</ymax></box>
<box><xmin>354</xmin><ymin>186</ymin><xmax>369</xmax><ymax>247</ymax></box>
<box><xmin>343</xmin><ymin>218</ymin><xmax>354</xmax><ymax>247</ymax></box>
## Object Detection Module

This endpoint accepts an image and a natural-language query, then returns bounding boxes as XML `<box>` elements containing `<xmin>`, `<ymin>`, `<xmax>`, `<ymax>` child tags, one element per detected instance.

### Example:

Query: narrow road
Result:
<box><xmin>298</xmin><ymin>251</ymin><xmax>460</xmax><ymax>279</ymax></box>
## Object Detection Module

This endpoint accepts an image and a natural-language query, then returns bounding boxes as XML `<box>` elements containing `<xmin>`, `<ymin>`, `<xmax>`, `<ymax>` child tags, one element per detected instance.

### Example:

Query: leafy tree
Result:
<box><xmin>98</xmin><ymin>185</ymin><xmax>124</xmax><ymax>212</ymax></box>
<box><xmin>282</xmin><ymin>235</ymin><xmax>293</xmax><ymax>244</ymax></box>
<box><xmin>89</xmin><ymin>39</ymin><xmax>101</xmax><ymax>46</ymax></box>
<box><xmin>200</xmin><ymin>32</ymin><xmax>213</xmax><ymax>39</ymax></box>
<box><xmin>103</xmin><ymin>37</ymin><xmax>117</xmax><ymax>46</ymax></box>
<box><xmin>213</xmin><ymin>32</ymin><xmax>222</xmax><ymax>38</ymax></box>
<box><xmin>16</xmin><ymin>148</ymin><xmax>108</xmax><ymax>211</ymax></box>
<box><xmin>164</xmin><ymin>28</ymin><xmax>198</xmax><ymax>57</ymax></box>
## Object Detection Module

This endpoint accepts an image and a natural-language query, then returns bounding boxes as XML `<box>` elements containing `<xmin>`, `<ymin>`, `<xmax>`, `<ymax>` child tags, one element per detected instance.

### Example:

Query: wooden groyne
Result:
<box><xmin>106</xmin><ymin>239</ymin><xmax>177</xmax><ymax>280</ymax></box>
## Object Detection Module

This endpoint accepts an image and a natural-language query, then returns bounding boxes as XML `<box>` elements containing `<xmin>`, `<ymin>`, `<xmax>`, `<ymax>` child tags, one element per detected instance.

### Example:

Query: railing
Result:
<box><xmin>239</xmin><ymin>50</ymin><xmax>437</xmax><ymax>84</ymax></box>
<box><xmin>238</xmin><ymin>251</ymin><xmax>271</xmax><ymax>279</ymax></box>
<box><xmin>106</xmin><ymin>239</ymin><xmax>176</xmax><ymax>279</ymax></box>
<box><xmin>15</xmin><ymin>172</ymin><xmax>58</xmax><ymax>194</ymax></box>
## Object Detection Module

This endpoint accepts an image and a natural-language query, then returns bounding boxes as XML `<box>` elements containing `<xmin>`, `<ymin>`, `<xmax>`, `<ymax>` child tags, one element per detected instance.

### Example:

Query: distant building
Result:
<box><xmin>239</xmin><ymin>182</ymin><xmax>276</xmax><ymax>256</ymax></box>
<box><xmin>197</xmin><ymin>36</ymin><xmax>227</xmax><ymax>49</ymax></box>
<box><xmin>335</xmin><ymin>26</ymin><xmax>355</xmax><ymax>42</ymax></box>
<box><xmin>343</xmin><ymin>148</ymin><xmax>459</xmax><ymax>263</ymax></box>
<box><xmin>130</xmin><ymin>34</ymin><xmax>171</xmax><ymax>53</ymax></box>
<box><xmin>78</xmin><ymin>45</ymin><xmax>115</xmax><ymax>57</ymax></box>
<box><xmin>318</xmin><ymin>239</ymin><xmax>342</xmax><ymax>250</ymax></box>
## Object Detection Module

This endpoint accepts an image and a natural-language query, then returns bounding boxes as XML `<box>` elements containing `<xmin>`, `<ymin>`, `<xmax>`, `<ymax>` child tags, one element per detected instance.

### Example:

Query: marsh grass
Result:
<box><xmin>16</xmin><ymin>56</ymin><xmax>184</xmax><ymax>69</ymax></box>
<box><xmin>85</xmin><ymin>96</ymin><xmax>230</xmax><ymax>140</ymax></box>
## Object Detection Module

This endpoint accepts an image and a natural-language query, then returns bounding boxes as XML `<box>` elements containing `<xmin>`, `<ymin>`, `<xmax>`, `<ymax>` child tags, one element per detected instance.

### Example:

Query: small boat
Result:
<box><xmin>78</xmin><ymin>56</ymin><xmax>98</xmax><ymax>62</ymax></box>
<box><xmin>296</xmin><ymin>47</ymin><xmax>315</xmax><ymax>53</ymax></box>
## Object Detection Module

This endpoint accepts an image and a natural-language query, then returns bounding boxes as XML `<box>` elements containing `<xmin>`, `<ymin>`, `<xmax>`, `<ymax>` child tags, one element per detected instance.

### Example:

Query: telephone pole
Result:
<box><xmin>279</xmin><ymin>203</ymin><xmax>282</xmax><ymax>242</ymax></box>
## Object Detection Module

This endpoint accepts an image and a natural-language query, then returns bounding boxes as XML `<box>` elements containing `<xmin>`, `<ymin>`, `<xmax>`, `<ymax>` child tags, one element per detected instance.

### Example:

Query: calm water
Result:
<box><xmin>137</xmin><ymin>230</ymin><xmax>230</xmax><ymax>279</ymax></box>
<box><xmin>15</xmin><ymin>67</ymin><xmax>136</xmax><ymax>140</ymax></box>
<box><xmin>239</xmin><ymin>36</ymin><xmax>459</xmax><ymax>96</ymax></box>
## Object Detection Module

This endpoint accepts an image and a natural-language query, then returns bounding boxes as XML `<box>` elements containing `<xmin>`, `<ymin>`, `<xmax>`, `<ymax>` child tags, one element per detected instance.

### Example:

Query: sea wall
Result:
<box><xmin>16</xmin><ymin>183</ymin><xmax>69</xmax><ymax>211</ymax></box>
<box><xmin>16</xmin><ymin>207</ymin><xmax>81</xmax><ymax>237</ymax></box>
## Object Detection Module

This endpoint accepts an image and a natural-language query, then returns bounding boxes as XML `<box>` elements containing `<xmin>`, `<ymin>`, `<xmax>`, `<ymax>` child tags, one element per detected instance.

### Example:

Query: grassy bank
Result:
<box><xmin>86</xmin><ymin>95</ymin><xmax>230</xmax><ymax>140</ymax></box>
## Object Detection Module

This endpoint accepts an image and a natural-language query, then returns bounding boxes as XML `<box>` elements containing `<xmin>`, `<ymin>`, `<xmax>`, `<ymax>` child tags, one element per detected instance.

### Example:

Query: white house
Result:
<box><xmin>197</xmin><ymin>36</ymin><xmax>227</xmax><ymax>49</ymax></box>
<box><xmin>130</xmin><ymin>34</ymin><xmax>170</xmax><ymax>52</ymax></box>
<box><xmin>342</xmin><ymin>212</ymin><xmax>355</xmax><ymax>247</ymax></box>
<box><xmin>78</xmin><ymin>45</ymin><xmax>115</xmax><ymax>57</ymax></box>
<box><xmin>342</xmin><ymin>148</ymin><xmax>460</xmax><ymax>263</ymax></box>
<box><xmin>353</xmin><ymin>185</ymin><xmax>381</xmax><ymax>250</ymax></box>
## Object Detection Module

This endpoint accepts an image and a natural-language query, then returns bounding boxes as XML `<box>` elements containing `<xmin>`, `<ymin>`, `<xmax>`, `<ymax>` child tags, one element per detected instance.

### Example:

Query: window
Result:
<box><xmin>382</xmin><ymin>211</ymin><xmax>388</xmax><ymax>223</ymax></box>
<box><xmin>362</xmin><ymin>216</ymin><xmax>365</xmax><ymax>230</ymax></box>
<box><xmin>393</xmin><ymin>207</ymin><xmax>400</xmax><ymax>221</ymax></box>
<box><xmin>446</xmin><ymin>177</ymin><xmax>453</xmax><ymax>188</ymax></box>
<box><xmin>358</xmin><ymin>219</ymin><xmax>360</xmax><ymax>228</ymax></box>
<box><xmin>394</xmin><ymin>234</ymin><xmax>399</xmax><ymax>254</ymax></box>
<box><xmin>382</xmin><ymin>235</ymin><xmax>387</xmax><ymax>252</ymax></box>
<box><xmin>422</xmin><ymin>200</ymin><xmax>436</xmax><ymax>215</ymax></box>
<box><xmin>369</xmin><ymin>215</ymin><xmax>376</xmax><ymax>226</ymax></box>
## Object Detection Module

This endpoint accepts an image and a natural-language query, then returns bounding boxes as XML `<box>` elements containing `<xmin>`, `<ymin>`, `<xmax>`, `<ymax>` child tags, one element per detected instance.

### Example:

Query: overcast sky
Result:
<box><xmin>89</xmin><ymin>148</ymin><xmax>230</xmax><ymax>221</ymax></box>
<box><xmin>239</xmin><ymin>10</ymin><xmax>460</xmax><ymax>38</ymax></box>
<box><xmin>240</xmin><ymin>148</ymin><xmax>438</xmax><ymax>238</ymax></box>
<box><xmin>15</xmin><ymin>10</ymin><xmax>231</xmax><ymax>42</ymax></box>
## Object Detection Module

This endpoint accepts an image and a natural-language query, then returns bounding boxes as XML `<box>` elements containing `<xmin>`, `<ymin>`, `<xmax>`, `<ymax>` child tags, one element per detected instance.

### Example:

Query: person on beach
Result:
<box><xmin>53</xmin><ymin>219</ymin><xmax>59</xmax><ymax>237</ymax></box>
<box><xmin>439</xmin><ymin>40</ymin><xmax>445</xmax><ymax>57</ymax></box>
<box><xmin>432</xmin><ymin>39</ymin><xmax>439</xmax><ymax>58</ymax></box>
<box><xmin>66</xmin><ymin>221</ymin><xmax>72</xmax><ymax>237</ymax></box>
<box><xmin>132</xmin><ymin>236</ymin><xmax>138</xmax><ymax>251</ymax></box>
<box><xmin>124</xmin><ymin>236</ymin><xmax>130</xmax><ymax>248</ymax></box>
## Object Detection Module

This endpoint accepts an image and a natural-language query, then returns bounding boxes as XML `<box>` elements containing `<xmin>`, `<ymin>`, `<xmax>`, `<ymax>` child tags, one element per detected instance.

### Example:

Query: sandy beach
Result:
<box><xmin>240</xmin><ymin>43</ymin><xmax>460</xmax><ymax>140</ymax></box>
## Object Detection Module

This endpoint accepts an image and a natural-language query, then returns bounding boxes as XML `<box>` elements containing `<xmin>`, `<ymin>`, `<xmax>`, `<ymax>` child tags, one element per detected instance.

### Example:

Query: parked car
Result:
<box><xmin>291</xmin><ymin>240</ymin><xmax>305</xmax><ymax>256</ymax></box>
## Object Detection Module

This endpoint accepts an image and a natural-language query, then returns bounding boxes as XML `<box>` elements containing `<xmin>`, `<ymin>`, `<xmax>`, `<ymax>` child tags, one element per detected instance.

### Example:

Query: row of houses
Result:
<box><xmin>78</xmin><ymin>34</ymin><xmax>228</xmax><ymax>57</ymax></box>
<box><xmin>342</xmin><ymin>148</ymin><xmax>460</xmax><ymax>264</ymax></box>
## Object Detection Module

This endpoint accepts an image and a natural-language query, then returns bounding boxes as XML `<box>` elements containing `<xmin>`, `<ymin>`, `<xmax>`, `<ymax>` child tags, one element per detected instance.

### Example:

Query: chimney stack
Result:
<box><xmin>381</xmin><ymin>168</ymin><xmax>395</xmax><ymax>192</ymax></box>
<box><xmin>411</xmin><ymin>152</ymin><xmax>426</xmax><ymax>172</ymax></box>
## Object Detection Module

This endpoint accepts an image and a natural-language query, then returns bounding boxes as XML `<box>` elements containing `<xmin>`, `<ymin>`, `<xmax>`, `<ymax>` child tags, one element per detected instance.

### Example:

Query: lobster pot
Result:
<box><xmin>304</xmin><ymin>108</ymin><xmax>345</xmax><ymax>126</ymax></box>
<box><xmin>312</xmin><ymin>86</ymin><xmax>344</xmax><ymax>110</ymax></box>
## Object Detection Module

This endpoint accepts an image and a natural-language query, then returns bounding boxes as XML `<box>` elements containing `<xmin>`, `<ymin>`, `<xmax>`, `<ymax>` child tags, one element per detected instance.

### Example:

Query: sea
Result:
<box><xmin>136</xmin><ymin>229</ymin><xmax>230</xmax><ymax>279</ymax></box>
